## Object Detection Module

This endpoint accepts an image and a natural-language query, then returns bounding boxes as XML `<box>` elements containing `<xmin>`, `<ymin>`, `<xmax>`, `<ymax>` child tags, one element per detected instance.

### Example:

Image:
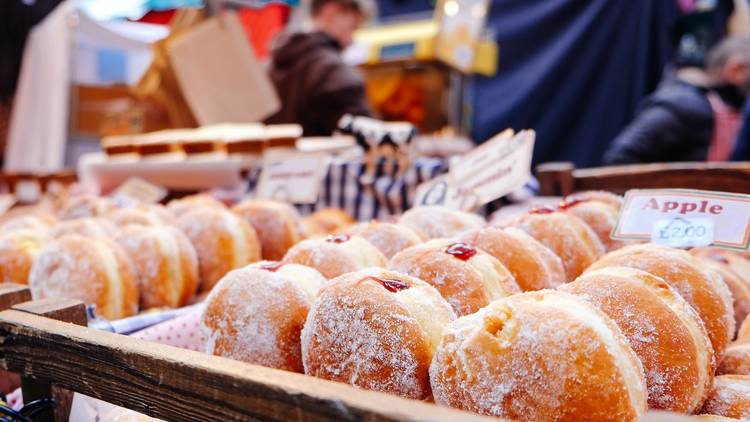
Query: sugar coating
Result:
<box><xmin>346</xmin><ymin>221</ymin><xmax>423</xmax><ymax>259</ymax></box>
<box><xmin>399</xmin><ymin>206</ymin><xmax>484</xmax><ymax>240</ymax></box>
<box><xmin>700</xmin><ymin>375</ymin><xmax>750</xmax><ymax>420</ymax></box>
<box><xmin>283</xmin><ymin>235</ymin><xmax>386</xmax><ymax>279</ymax></box>
<box><xmin>0</xmin><ymin>228</ymin><xmax>47</xmax><ymax>284</ymax></box>
<box><xmin>50</xmin><ymin>218</ymin><xmax>118</xmax><ymax>240</ymax></box>
<box><xmin>564</xmin><ymin>200</ymin><xmax>626</xmax><ymax>251</ymax></box>
<box><xmin>232</xmin><ymin>200</ymin><xmax>304</xmax><ymax>261</ymax></box>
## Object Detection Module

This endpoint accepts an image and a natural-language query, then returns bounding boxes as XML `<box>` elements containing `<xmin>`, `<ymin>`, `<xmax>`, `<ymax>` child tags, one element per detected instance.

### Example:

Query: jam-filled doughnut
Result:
<box><xmin>0</xmin><ymin>229</ymin><xmax>49</xmax><ymax>284</ymax></box>
<box><xmin>456</xmin><ymin>226</ymin><xmax>565</xmax><ymax>291</ymax></box>
<box><xmin>389</xmin><ymin>239</ymin><xmax>520</xmax><ymax>316</ymax></box>
<box><xmin>718</xmin><ymin>343</ymin><xmax>750</xmax><ymax>375</ymax></box>
<box><xmin>28</xmin><ymin>234</ymin><xmax>139</xmax><ymax>319</ymax></box>
<box><xmin>116</xmin><ymin>225</ymin><xmax>199</xmax><ymax>309</ymax></box>
<box><xmin>301</xmin><ymin>268</ymin><xmax>456</xmax><ymax>399</ymax></box>
<box><xmin>429</xmin><ymin>290</ymin><xmax>647</xmax><ymax>421</ymax></box>
<box><xmin>588</xmin><ymin>244</ymin><xmax>735</xmax><ymax>355</ymax></box>
<box><xmin>232</xmin><ymin>200</ymin><xmax>304</xmax><ymax>261</ymax></box>
<box><xmin>564</xmin><ymin>190</ymin><xmax>624</xmax><ymax>211</ymax></box>
<box><xmin>50</xmin><ymin>217</ymin><xmax>119</xmax><ymax>239</ymax></box>
<box><xmin>343</xmin><ymin>221</ymin><xmax>423</xmax><ymax>259</ymax></box>
<box><xmin>201</xmin><ymin>262</ymin><xmax>326</xmax><ymax>372</ymax></box>
<box><xmin>399</xmin><ymin>206</ymin><xmax>484</xmax><ymax>240</ymax></box>
<box><xmin>560</xmin><ymin>267</ymin><xmax>715</xmax><ymax>412</ymax></box>
<box><xmin>692</xmin><ymin>248</ymin><xmax>750</xmax><ymax>287</ymax></box>
<box><xmin>558</xmin><ymin>197</ymin><xmax>626</xmax><ymax>251</ymax></box>
<box><xmin>167</xmin><ymin>194</ymin><xmax>226</xmax><ymax>218</ymax></box>
<box><xmin>500</xmin><ymin>208</ymin><xmax>605</xmax><ymax>281</ymax></box>
<box><xmin>700</xmin><ymin>375</ymin><xmax>750</xmax><ymax>420</ymax></box>
<box><xmin>283</xmin><ymin>234</ymin><xmax>386</xmax><ymax>279</ymax></box>
<box><xmin>300</xmin><ymin>208</ymin><xmax>354</xmax><ymax>237</ymax></box>
<box><xmin>176</xmin><ymin>208</ymin><xmax>261</xmax><ymax>291</ymax></box>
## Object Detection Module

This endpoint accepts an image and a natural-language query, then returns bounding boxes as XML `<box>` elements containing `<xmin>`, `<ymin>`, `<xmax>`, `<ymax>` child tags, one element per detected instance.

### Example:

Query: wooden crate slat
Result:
<box><xmin>0</xmin><ymin>309</ymin><xmax>495</xmax><ymax>422</ymax></box>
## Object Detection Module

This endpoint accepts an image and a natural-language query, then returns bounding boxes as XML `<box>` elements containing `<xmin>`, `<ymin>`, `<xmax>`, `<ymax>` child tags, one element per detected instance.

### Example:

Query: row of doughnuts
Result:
<box><xmin>199</xmin><ymin>191</ymin><xmax>750</xmax><ymax>421</ymax></box>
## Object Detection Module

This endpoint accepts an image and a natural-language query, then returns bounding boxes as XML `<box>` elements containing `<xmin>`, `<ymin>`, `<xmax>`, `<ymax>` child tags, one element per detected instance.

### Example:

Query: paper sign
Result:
<box><xmin>257</xmin><ymin>151</ymin><xmax>329</xmax><ymax>204</ymax></box>
<box><xmin>449</xmin><ymin>130</ymin><xmax>535</xmax><ymax>206</ymax></box>
<box><xmin>613</xmin><ymin>189</ymin><xmax>750</xmax><ymax>250</ymax></box>
<box><xmin>110</xmin><ymin>177</ymin><xmax>167</xmax><ymax>205</ymax></box>
<box><xmin>413</xmin><ymin>174</ymin><xmax>479</xmax><ymax>211</ymax></box>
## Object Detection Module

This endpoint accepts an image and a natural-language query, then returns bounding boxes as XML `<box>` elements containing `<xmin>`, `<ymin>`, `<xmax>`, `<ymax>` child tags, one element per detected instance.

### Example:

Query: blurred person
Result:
<box><xmin>603</xmin><ymin>35</ymin><xmax>750</xmax><ymax>164</ymax></box>
<box><xmin>730</xmin><ymin>101</ymin><xmax>750</xmax><ymax>160</ymax></box>
<box><xmin>265</xmin><ymin>0</ymin><xmax>375</xmax><ymax>136</ymax></box>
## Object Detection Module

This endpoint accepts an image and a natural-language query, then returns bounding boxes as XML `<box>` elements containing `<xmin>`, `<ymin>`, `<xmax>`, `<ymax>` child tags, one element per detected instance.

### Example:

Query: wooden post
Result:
<box><xmin>12</xmin><ymin>298</ymin><xmax>86</xmax><ymax>422</ymax></box>
<box><xmin>0</xmin><ymin>284</ymin><xmax>29</xmax><ymax>395</ymax></box>
<box><xmin>536</xmin><ymin>162</ymin><xmax>575</xmax><ymax>196</ymax></box>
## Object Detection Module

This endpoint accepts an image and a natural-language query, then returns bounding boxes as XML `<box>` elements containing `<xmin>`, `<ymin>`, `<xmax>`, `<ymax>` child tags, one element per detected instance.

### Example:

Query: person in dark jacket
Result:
<box><xmin>730</xmin><ymin>101</ymin><xmax>750</xmax><ymax>160</ymax></box>
<box><xmin>603</xmin><ymin>36</ymin><xmax>750</xmax><ymax>164</ymax></box>
<box><xmin>265</xmin><ymin>0</ymin><xmax>373</xmax><ymax>136</ymax></box>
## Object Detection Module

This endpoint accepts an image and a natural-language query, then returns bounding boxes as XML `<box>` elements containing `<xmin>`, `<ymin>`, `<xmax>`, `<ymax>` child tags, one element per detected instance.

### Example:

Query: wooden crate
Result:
<box><xmin>0</xmin><ymin>284</ymin><xmax>495</xmax><ymax>422</ymax></box>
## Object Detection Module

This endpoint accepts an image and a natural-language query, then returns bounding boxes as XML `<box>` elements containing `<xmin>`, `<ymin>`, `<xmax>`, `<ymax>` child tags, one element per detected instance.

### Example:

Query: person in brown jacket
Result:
<box><xmin>265</xmin><ymin>0</ymin><xmax>373</xmax><ymax>136</ymax></box>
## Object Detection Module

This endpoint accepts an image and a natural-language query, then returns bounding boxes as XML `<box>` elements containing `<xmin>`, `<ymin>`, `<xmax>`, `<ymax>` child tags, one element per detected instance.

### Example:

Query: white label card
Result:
<box><xmin>412</xmin><ymin>174</ymin><xmax>479</xmax><ymax>211</ymax></box>
<box><xmin>110</xmin><ymin>177</ymin><xmax>168</xmax><ymax>205</ymax></box>
<box><xmin>613</xmin><ymin>189</ymin><xmax>750</xmax><ymax>250</ymax></box>
<box><xmin>257</xmin><ymin>151</ymin><xmax>329</xmax><ymax>204</ymax></box>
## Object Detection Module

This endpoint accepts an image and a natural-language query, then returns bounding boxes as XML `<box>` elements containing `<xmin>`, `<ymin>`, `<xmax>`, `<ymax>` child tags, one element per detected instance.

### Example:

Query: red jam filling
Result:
<box><xmin>364</xmin><ymin>276</ymin><xmax>410</xmax><ymax>292</ymax></box>
<box><xmin>529</xmin><ymin>206</ymin><xmax>556</xmax><ymax>215</ymax></box>
<box><xmin>257</xmin><ymin>262</ymin><xmax>285</xmax><ymax>272</ymax></box>
<box><xmin>444</xmin><ymin>243</ymin><xmax>477</xmax><ymax>261</ymax></box>
<box><xmin>326</xmin><ymin>234</ymin><xmax>350</xmax><ymax>243</ymax></box>
<box><xmin>558</xmin><ymin>197</ymin><xmax>590</xmax><ymax>210</ymax></box>
<box><xmin>708</xmin><ymin>253</ymin><xmax>730</xmax><ymax>265</ymax></box>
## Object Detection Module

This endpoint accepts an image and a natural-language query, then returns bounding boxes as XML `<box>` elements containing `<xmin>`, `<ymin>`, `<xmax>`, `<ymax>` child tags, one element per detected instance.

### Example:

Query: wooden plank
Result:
<box><xmin>0</xmin><ymin>284</ymin><xmax>31</xmax><ymax>311</ymax></box>
<box><xmin>0</xmin><ymin>310</ymin><xmax>496</xmax><ymax>422</ymax></box>
<box><xmin>13</xmin><ymin>297</ymin><xmax>87</xmax><ymax>327</ymax></box>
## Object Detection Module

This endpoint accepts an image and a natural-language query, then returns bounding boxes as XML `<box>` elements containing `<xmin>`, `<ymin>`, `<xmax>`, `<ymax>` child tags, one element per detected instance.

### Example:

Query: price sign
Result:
<box><xmin>613</xmin><ymin>189</ymin><xmax>750</xmax><ymax>250</ymax></box>
<box><xmin>413</xmin><ymin>174</ymin><xmax>479</xmax><ymax>211</ymax></box>
<box><xmin>257</xmin><ymin>151</ymin><xmax>329</xmax><ymax>204</ymax></box>
<box><xmin>110</xmin><ymin>177</ymin><xmax>167</xmax><ymax>205</ymax></box>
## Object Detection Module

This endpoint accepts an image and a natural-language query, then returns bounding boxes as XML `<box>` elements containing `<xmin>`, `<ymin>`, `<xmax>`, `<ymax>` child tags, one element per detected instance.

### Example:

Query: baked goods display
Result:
<box><xmin>283</xmin><ymin>234</ymin><xmax>386</xmax><ymax>279</ymax></box>
<box><xmin>388</xmin><ymin>239</ymin><xmax>521</xmax><ymax>316</ymax></box>
<box><xmin>429</xmin><ymin>290</ymin><xmax>648</xmax><ymax>421</ymax></box>
<box><xmin>301</xmin><ymin>268</ymin><xmax>455</xmax><ymax>399</ymax></box>
<box><xmin>398</xmin><ymin>206</ymin><xmax>484</xmax><ymax>240</ymax></box>
<box><xmin>115</xmin><ymin>225</ymin><xmax>199</xmax><ymax>309</ymax></box>
<box><xmin>456</xmin><ymin>226</ymin><xmax>565</xmax><ymax>291</ymax></box>
<box><xmin>28</xmin><ymin>234</ymin><xmax>139</xmax><ymax>320</ymax></box>
<box><xmin>342</xmin><ymin>221</ymin><xmax>423</xmax><ymax>259</ymax></box>
<box><xmin>175</xmin><ymin>208</ymin><xmax>261</xmax><ymax>291</ymax></box>
<box><xmin>699</xmin><ymin>375</ymin><xmax>750</xmax><ymax>420</ymax></box>
<box><xmin>0</xmin><ymin>228</ymin><xmax>49</xmax><ymax>284</ymax></box>
<box><xmin>560</xmin><ymin>267</ymin><xmax>714</xmax><ymax>412</ymax></box>
<box><xmin>202</xmin><ymin>262</ymin><xmax>326</xmax><ymax>372</ymax></box>
<box><xmin>232</xmin><ymin>200</ymin><xmax>304</xmax><ymax>261</ymax></box>
<box><xmin>588</xmin><ymin>244</ymin><xmax>735</xmax><ymax>355</ymax></box>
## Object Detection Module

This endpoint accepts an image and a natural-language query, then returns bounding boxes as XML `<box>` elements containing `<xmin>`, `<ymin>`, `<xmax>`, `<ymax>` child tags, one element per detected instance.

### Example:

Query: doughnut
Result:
<box><xmin>343</xmin><ymin>221</ymin><xmax>423</xmax><ymax>259</ymax></box>
<box><xmin>108</xmin><ymin>206</ymin><xmax>170</xmax><ymax>228</ymax></box>
<box><xmin>0</xmin><ymin>214</ymin><xmax>56</xmax><ymax>233</ymax></box>
<box><xmin>559</xmin><ymin>267</ymin><xmax>714</xmax><ymax>412</ymax></box>
<box><xmin>0</xmin><ymin>229</ymin><xmax>49</xmax><ymax>284</ymax></box>
<box><xmin>50</xmin><ymin>217</ymin><xmax>118</xmax><ymax>240</ymax></box>
<box><xmin>558</xmin><ymin>197</ymin><xmax>626</xmax><ymax>251</ymax></box>
<box><xmin>456</xmin><ymin>226</ymin><xmax>565</xmax><ymax>291</ymax></box>
<box><xmin>283</xmin><ymin>234</ymin><xmax>386</xmax><ymax>279</ymax></box>
<box><xmin>697</xmin><ymin>259</ymin><xmax>750</xmax><ymax>333</ymax></box>
<box><xmin>564</xmin><ymin>190</ymin><xmax>624</xmax><ymax>210</ymax></box>
<box><xmin>693</xmin><ymin>415</ymin><xmax>742</xmax><ymax>421</ymax></box>
<box><xmin>175</xmin><ymin>208</ymin><xmax>261</xmax><ymax>292</ymax></box>
<box><xmin>699</xmin><ymin>375</ymin><xmax>750</xmax><ymax>420</ymax></box>
<box><xmin>718</xmin><ymin>343</ymin><xmax>750</xmax><ymax>375</ymax></box>
<box><xmin>301</xmin><ymin>208</ymin><xmax>354</xmax><ymax>236</ymax></box>
<box><xmin>429</xmin><ymin>290</ymin><xmax>647</xmax><ymax>421</ymax></box>
<box><xmin>692</xmin><ymin>248</ymin><xmax>750</xmax><ymax>286</ymax></box>
<box><xmin>201</xmin><ymin>261</ymin><xmax>326</xmax><ymax>372</ymax></box>
<box><xmin>399</xmin><ymin>206</ymin><xmax>484</xmax><ymax>240</ymax></box>
<box><xmin>115</xmin><ymin>225</ymin><xmax>199</xmax><ymax>309</ymax></box>
<box><xmin>167</xmin><ymin>194</ymin><xmax>226</xmax><ymax>218</ymax></box>
<box><xmin>588</xmin><ymin>244</ymin><xmax>735</xmax><ymax>355</ymax></box>
<box><xmin>231</xmin><ymin>200</ymin><xmax>304</xmax><ymax>261</ymax></box>
<box><xmin>59</xmin><ymin>195</ymin><xmax>117</xmax><ymax>220</ymax></box>
<box><xmin>388</xmin><ymin>239</ymin><xmax>520</xmax><ymax>316</ymax></box>
<box><xmin>738</xmin><ymin>315</ymin><xmax>750</xmax><ymax>344</ymax></box>
<box><xmin>499</xmin><ymin>208</ymin><xmax>605</xmax><ymax>281</ymax></box>
<box><xmin>28</xmin><ymin>234</ymin><xmax>139</xmax><ymax>320</ymax></box>
<box><xmin>301</xmin><ymin>268</ymin><xmax>456</xmax><ymax>399</ymax></box>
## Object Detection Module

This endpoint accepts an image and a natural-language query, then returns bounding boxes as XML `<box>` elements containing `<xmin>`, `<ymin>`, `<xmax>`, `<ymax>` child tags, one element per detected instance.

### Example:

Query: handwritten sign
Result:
<box><xmin>257</xmin><ymin>151</ymin><xmax>329</xmax><ymax>204</ymax></box>
<box><xmin>412</xmin><ymin>174</ymin><xmax>479</xmax><ymax>211</ymax></box>
<box><xmin>110</xmin><ymin>177</ymin><xmax>167</xmax><ymax>206</ymax></box>
<box><xmin>613</xmin><ymin>189</ymin><xmax>750</xmax><ymax>250</ymax></box>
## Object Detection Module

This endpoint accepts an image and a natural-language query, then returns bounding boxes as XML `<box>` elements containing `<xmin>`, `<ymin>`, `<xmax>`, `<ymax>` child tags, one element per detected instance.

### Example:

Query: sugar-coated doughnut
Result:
<box><xmin>0</xmin><ymin>229</ymin><xmax>49</xmax><ymax>284</ymax></box>
<box><xmin>588</xmin><ymin>244</ymin><xmax>735</xmax><ymax>355</ymax></box>
<box><xmin>0</xmin><ymin>214</ymin><xmax>57</xmax><ymax>234</ymax></box>
<box><xmin>560</xmin><ymin>267</ymin><xmax>714</xmax><ymax>412</ymax></box>
<box><xmin>429</xmin><ymin>290</ymin><xmax>647</xmax><ymax>421</ymax></box>
<box><xmin>59</xmin><ymin>195</ymin><xmax>117</xmax><ymax>220</ymax></box>
<box><xmin>559</xmin><ymin>197</ymin><xmax>626</xmax><ymax>251</ymax></box>
<box><xmin>232</xmin><ymin>200</ymin><xmax>304</xmax><ymax>261</ymax></box>
<box><xmin>283</xmin><ymin>234</ymin><xmax>386</xmax><ymax>279</ymax></box>
<box><xmin>202</xmin><ymin>262</ymin><xmax>326</xmax><ymax>372</ymax></box>
<box><xmin>388</xmin><ymin>239</ymin><xmax>520</xmax><ymax>316</ymax></box>
<box><xmin>116</xmin><ymin>225</ymin><xmax>199</xmax><ymax>309</ymax></box>
<box><xmin>456</xmin><ymin>226</ymin><xmax>565</xmax><ymax>291</ymax></box>
<box><xmin>300</xmin><ymin>208</ymin><xmax>354</xmax><ymax>237</ymax></box>
<box><xmin>737</xmin><ymin>315</ymin><xmax>750</xmax><ymax>344</ymax></box>
<box><xmin>343</xmin><ymin>221</ymin><xmax>422</xmax><ymax>259</ymax></box>
<box><xmin>693</xmin><ymin>415</ymin><xmax>742</xmax><ymax>421</ymax></box>
<box><xmin>29</xmin><ymin>234</ymin><xmax>138</xmax><ymax>319</ymax></box>
<box><xmin>301</xmin><ymin>268</ymin><xmax>456</xmax><ymax>399</ymax></box>
<box><xmin>398</xmin><ymin>206</ymin><xmax>484</xmax><ymax>240</ymax></box>
<box><xmin>50</xmin><ymin>217</ymin><xmax>118</xmax><ymax>239</ymax></box>
<box><xmin>167</xmin><ymin>194</ymin><xmax>226</xmax><ymax>218</ymax></box>
<box><xmin>108</xmin><ymin>206</ymin><xmax>169</xmax><ymax>228</ymax></box>
<box><xmin>500</xmin><ymin>208</ymin><xmax>605</xmax><ymax>281</ymax></box>
<box><xmin>692</xmin><ymin>248</ymin><xmax>750</xmax><ymax>287</ymax></box>
<box><xmin>718</xmin><ymin>343</ymin><xmax>750</xmax><ymax>375</ymax></box>
<box><xmin>698</xmin><ymin>259</ymin><xmax>750</xmax><ymax>333</ymax></box>
<box><xmin>175</xmin><ymin>208</ymin><xmax>261</xmax><ymax>291</ymax></box>
<box><xmin>564</xmin><ymin>190</ymin><xmax>624</xmax><ymax>211</ymax></box>
<box><xmin>699</xmin><ymin>375</ymin><xmax>750</xmax><ymax>420</ymax></box>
